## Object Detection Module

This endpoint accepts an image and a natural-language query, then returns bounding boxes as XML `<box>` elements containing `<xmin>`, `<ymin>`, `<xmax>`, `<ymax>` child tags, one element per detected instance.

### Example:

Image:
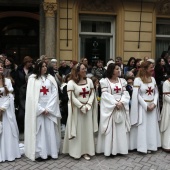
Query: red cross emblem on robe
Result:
<box><xmin>146</xmin><ymin>86</ymin><xmax>153</xmax><ymax>95</ymax></box>
<box><xmin>114</xmin><ymin>86</ymin><xmax>121</xmax><ymax>93</ymax></box>
<box><xmin>40</xmin><ymin>86</ymin><xmax>49</xmax><ymax>95</ymax></box>
<box><xmin>79</xmin><ymin>88</ymin><xmax>89</xmax><ymax>98</ymax></box>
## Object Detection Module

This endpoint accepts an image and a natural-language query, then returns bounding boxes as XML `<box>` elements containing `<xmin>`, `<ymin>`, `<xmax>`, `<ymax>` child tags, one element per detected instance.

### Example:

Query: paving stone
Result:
<box><xmin>1</xmin><ymin>147</ymin><xmax>170</xmax><ymax>170</ymax></box>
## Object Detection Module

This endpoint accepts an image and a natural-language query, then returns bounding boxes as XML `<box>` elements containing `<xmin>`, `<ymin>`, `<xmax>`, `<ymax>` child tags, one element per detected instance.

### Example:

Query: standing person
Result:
<box><xmin>24</xmin><ymin>60</ymin><xmax>61</xmax><ymax>161</ymax></box>
<box><xmin>40</xmin><ymin>55</ymin><xmax>49</xmax><ymax>65</ymax></box>
<box><xmin>15</xmin><ymin>56</ymin><xmax>33</xmax><ymax>133</ymax></box>
<box><xmin>4</xmin><ymin>57</ymin><xmax>16</xmax><ymax>85</ymax></box>
<box><xmin>124</xmin><ymin>57</ymin><xmax>136</xmax><ymax>75</ymax></box>
<box><xmin>63</xmin><ymin>63</ymin><xmax>98</xmax><ymax>160</ymax></box>
<box><xmin>58</xmin><ymin>60</ymin><xmax>70</xmax><ymax>78</ymax></box>
<box><xmin>15</xmin><ymin>56</ymin><xmax>33</xmax><ymax>109</ymax></box>
<box><xmin>134</xmin><ymin>58</ymin><xmax>142</xmax><ymax>76</ymax></box>
<box><xmin>160</xmin><ymin>77</ymin><xmax>170</xmax><ymax>152</ymax></box>
<box><xmin>129</xmin><ymin>61</ymin><xmax>161</xmax><ymax>153</ymax></box>
<box><xmin>155</xmin><ymin>57</ymin><xmax>168</xmax><ymax>110</ymax></box>
<box><xmin>81</xmin><ymin>57</ymin><xmax>92</xmax><ymax>77</ymax></box>
<box><xmin>91</xmin><ymin>60</ymin><xmax>106</xmax><ymax>80</ymax></box>
<box><xmin>96</xmin><ymin>63</ymin><xmax>130</xmax><ymax>156</ymax></box>
<box><xmin>0</xmin><ymin>60</ymin><xmax>21</xmax><ymax>162</ymax></box>
<box><xmin>115</xmin><ymin>56</ymin><xmax>126</xmax><ymax>77</ymax></box>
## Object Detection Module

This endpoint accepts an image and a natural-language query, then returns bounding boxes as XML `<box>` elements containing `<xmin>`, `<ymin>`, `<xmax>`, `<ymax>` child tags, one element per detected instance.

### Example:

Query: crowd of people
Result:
<box><xmin>0</xmin><ymin>51</ymin><xmax>170</xmax><ymax>162</ymax></box>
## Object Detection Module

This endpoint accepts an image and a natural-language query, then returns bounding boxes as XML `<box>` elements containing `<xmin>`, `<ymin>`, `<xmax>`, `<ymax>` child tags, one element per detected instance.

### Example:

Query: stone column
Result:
<box><xmin>43</xmin><ymin>2</ymin><xmax>57</xmax><ymax>59</ymax></box>
<box><xmin>39</xmin><ymin>1</ymin><xmax>45</xmax><ymax>56</ymax></box>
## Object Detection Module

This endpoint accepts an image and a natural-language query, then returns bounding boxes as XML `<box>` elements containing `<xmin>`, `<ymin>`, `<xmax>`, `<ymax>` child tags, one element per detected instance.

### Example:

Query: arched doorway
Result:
<box><xmin>0</xmin><ymin>16</ymin><xmax>39</xmax><ymax>64</ymax></box>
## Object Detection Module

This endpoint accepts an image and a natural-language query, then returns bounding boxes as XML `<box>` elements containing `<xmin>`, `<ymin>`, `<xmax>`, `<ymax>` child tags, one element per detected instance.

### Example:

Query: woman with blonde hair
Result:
<box><xmin>129</xmin><ymin>61</ymin><xmax>161</xmax><ymax>153</ymax></box>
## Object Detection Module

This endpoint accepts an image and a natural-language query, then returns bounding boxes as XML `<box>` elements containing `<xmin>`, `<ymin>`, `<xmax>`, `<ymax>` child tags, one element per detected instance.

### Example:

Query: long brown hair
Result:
<box><xmin>69</xmin><ymin>63</ymin><xmax>86</xmax><ymax>84</ymax></box>
<box><xmin>0</xmin><ymin>60</ymin><xmax>9</xmax><ymax>95</ymax></box>
<box><xmin>136</xmin><ymin>61</ymin><xmax>153</xmax><ymax>83</ymax></box>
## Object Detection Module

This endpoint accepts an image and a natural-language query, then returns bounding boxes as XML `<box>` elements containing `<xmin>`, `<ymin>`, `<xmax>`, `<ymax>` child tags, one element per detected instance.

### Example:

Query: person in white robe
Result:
<box><xmin>96</xmin><ymin>63</ymin><xmax>131</xmax><ymax>156</ymax></box>
<box><xmin>0</xmin><ymin>60</ymin><xmax>21</xmax><ymax>162</ymax></box>
<box><xmin>160</xmin><ymin>77</ymin><xmax>170</xmax><ymax>151</ymax></box>
<box><xmin>129</xmin><ymin>61</ymin><xmax>161</xmax><ymax>153</ymax></box>
<box><xmin>62</xmin><ymin>63</ymin><xmax>98</xmax><ymax>160</ymax></box>
<box><xmin>24</xmin><ymin>60</ymin><xmax>61</xmax><ymax>161</ymax></box>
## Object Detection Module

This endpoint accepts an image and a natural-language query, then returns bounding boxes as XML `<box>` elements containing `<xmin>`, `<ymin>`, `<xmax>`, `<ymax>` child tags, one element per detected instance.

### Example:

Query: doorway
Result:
<box><xmin>80</xmin><ymin>36</ymin><xmax>110</xmax><ymax>66</ymax></box>
<box><xmin>0</xmin><ymin>17</ymin><xmax>39</xmax><ymax>64</ymax></box>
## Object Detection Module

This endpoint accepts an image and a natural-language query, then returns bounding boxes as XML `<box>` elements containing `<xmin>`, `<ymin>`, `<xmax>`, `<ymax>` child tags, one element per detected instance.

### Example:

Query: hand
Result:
<box><xmin>42</xmin><ymin>110</ymin><xmax>49</xmax><ymax>115</ymax></box>
<box><xmin>80</xmin><ymin>105</ymin><xmax>87</xmax><ymax>114</ymax></box>
<box><xmin>147</xmin><ymin>103</ymin><xmax>155</xmax><ymax>111</ymax></box>
<box><xmin>150</xmin><ymin>103</ymin><xmax>156</xmax><ymax>110</ymax></box>
<box><xmin>147</xmin><ymin>105</ymin><xmax>152</xmax><ymax>111</ymax></box>
<box><xmin>116</xmin><ymin>102</ymin><xmax>123</xmax><ymax>110</ymax></box>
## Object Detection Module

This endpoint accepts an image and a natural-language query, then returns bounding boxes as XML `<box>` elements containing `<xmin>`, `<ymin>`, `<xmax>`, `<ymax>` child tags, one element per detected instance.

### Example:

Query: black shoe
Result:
<box><xmin>35</xmin><ymin>157</ymin><xmax>44</xmax><ymax>162</ymax></box>
<box><xmin>47</xmin><ymin>156</ymin><xmax>51</xmax><ymax>160</ymax></box>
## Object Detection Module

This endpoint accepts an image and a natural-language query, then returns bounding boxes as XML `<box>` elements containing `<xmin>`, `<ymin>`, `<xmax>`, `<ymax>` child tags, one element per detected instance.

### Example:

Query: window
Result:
<box><xmin>156</xmin><ymin>19</ymin><xmax>170</xmax><ymax>59</ymax></box>
<box><xmin>79</xmin><ymin>15</ymin><xmax>115</xmax><ymax>65</ymax></box>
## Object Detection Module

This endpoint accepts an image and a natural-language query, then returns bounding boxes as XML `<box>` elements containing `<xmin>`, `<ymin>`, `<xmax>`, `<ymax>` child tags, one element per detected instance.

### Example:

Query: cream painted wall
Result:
<box><xmin>56</xmin><ymin>0</ymin><xmax>168</xmax><ymax>63</ymax></box>
<box><xmin>123</xmin><ymin>1</ymin><xmax>155</xmax><ymax>62</ymax></box>
<box><xmin>57</xmin><ymin>0</ymin><xmax>74</xmax><ymax>63</ymax></box>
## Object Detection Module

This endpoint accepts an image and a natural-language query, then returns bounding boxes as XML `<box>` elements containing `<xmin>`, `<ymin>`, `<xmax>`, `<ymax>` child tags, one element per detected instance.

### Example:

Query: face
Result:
<box><xmin>127</xmin><ymin>78</ymin><xmax>133</xmax><ymax>85</ymax></box>
<box><xmin>0</xmin><ymin>63</ymin><xmax>4</xmax><ymax>73</ymax></box>
<box><xmin>25</xmin><ymin>61</ymin><xmax>32</xmax><ymax>68</ymax></box>
<box><xmin>52</xmin><ymin>63</ymin><xmax>57</xmax><ymax>70</ymax></box>
<box><xmin>136</xmin><ymin>61</ymin><xmax>141</xmax><ymax>67</ymax></box>
<box><xmin>5</xmin><ymin>59</ymin><xmax>11</xmax><ymax>66</ymax></box>
<box><xmin>79</xmin><ymin>64</ymin><xmax>87</xmax><ymax>78</ymax></box>
<box><xmin>130</xmin><ymin>59</ymin><xmax>135</xmax><ymax>66</ymax></box>
<box><xmin>0</xmin><ymin>55</ymin><xmax>6</xmax><ymax>61</ymax></box>
<box><xmin>41</xmin><ymin>63</ymin><xmax>47</xmax><ymax>75</ymax></box>
<box><xmin>97</xmin><ymin>61</ymin><xmax>102</xmax><ymax>68</ymax></box>
<box><xmin>44</xmin><ymin>57</ymin><xmax>49</xmax><ymax>64</ymax></box>
<box><xmin>160</xmin><ymin>59</ymin><xmax>165</xmax><ymax>66</ymax></box>
<box><xmin>115</xmin><ymin>59</ymin><xmax>121</xmax><ymax>66</ymax></box>
<box><xmin>61</xmin><ymin>61</ymin><xmax>66</xmax><ymax>67</ymax></box>
<box><xmin>113</xmin><ymin>65</ymin><xmax>120</xmax><ymax>77</ymax></box>
<box><xmin>146</xmin><ymin>63</ymin><xmax>154</xmax><ymax>75</ymax></box>
<box><xmin>83</xmin><ymin>58</ymin><xmax>88</xmax><ymax>66</ymax></box>
<box><xmin>70</xmin><ymin>61</ymin><xmax>73</xmax><ymax>68</ymax></box>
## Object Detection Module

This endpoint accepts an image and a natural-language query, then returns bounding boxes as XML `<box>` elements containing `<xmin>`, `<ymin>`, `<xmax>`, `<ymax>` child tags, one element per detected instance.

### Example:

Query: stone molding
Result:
<box><xmin>156</xmin><ymin>0</ymin><xmax>170</xmax><ymax>15</ymax></box>
<box><xmin>80</xmin><ymin>0</ymin><xmax>115</xmax><ymax>13</ymax></box>
<box><xmin>43</xmin><ymin>2</ymin><xmax>57</xmax><ymax>17</ymax></box>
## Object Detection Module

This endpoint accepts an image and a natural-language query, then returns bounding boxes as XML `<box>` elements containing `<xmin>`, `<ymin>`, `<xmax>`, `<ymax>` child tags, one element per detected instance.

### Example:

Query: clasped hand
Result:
<box><xmin>80</xmin><ymin>105</ymin><xmax>88</xmax><ymax>114</ymax></box>
<box><xmin>42</xmin><ymin>110</ymin><xmax>49</xmax><ymax>115</ymax></box>
<box><xmin>147</xmin><ymin>103</ymin><xmax>156</xmax><ymax>112</ymax></box>
<box><xmin>116</xmin><ymin>102</ymin><xmax>123</xmax><ymax>110</ymax></box>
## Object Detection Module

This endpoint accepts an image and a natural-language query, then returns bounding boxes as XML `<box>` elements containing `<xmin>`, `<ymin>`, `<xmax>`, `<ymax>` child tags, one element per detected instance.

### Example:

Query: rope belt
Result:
<box><xmin>144</xmin><ymin>99</ymin><xmax>154</xmax><ymax>102</ymax></box>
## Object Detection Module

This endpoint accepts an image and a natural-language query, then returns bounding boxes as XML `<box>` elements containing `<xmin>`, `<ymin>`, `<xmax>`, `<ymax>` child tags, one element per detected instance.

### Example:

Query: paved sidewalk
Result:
<box><xmin>1</xmin><ymin>149</ymin><xmax>170</xmax><ymax>170</ymax></box>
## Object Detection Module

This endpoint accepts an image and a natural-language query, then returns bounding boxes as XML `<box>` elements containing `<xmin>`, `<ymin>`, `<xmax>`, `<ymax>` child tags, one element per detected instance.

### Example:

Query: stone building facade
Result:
<box><xmin>0</xmin><ymin>0</ymin><xmax>170</xmax><ymax>64</ymax></box>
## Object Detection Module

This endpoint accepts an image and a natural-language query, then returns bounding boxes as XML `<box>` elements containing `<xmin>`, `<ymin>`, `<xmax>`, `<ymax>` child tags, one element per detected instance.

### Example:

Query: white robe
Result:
<box><xmin>129</xmin><ymin>77</ymin><xmax>161</xmax><ymax>153</ymax></box>
<box><xmin>24</xmin><ymin>74</ymin><xmax>61</xmax><ymax>161</ymax></box>
<box><xmin>62</xmin><ymin>78</ymin><xmax>98</xmax><ymax>159</ymax></box>
<box><xmin>0</xmin><ymin>78</ymin><xmax>21</xmax><ymax>162</ymax></box>
<box><xmin>160</xmin><ymin>80</ymin><xmax>170</xmax><ymax>150</ymax></box>
<box><xmin>96</xmin><ymin>78</ymin><xmax>131</xmax><ymax>156</ymax></box>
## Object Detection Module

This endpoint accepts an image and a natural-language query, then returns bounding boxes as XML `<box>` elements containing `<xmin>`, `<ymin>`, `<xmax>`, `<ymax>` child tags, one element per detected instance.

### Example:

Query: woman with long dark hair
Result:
<box><xmin>0</xmin><ymin>59</ymin><xmax>21</xmax><ymax>162</ymax></box>
<box><xmin>24</xmin><ymin>60</ymin><xmax>61</xmax><ymax>161</ymax></box>
<box><xmin>96</xmin><ymin>63</ymin><xmax>130</xmax><ymax>156</ymax></box>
